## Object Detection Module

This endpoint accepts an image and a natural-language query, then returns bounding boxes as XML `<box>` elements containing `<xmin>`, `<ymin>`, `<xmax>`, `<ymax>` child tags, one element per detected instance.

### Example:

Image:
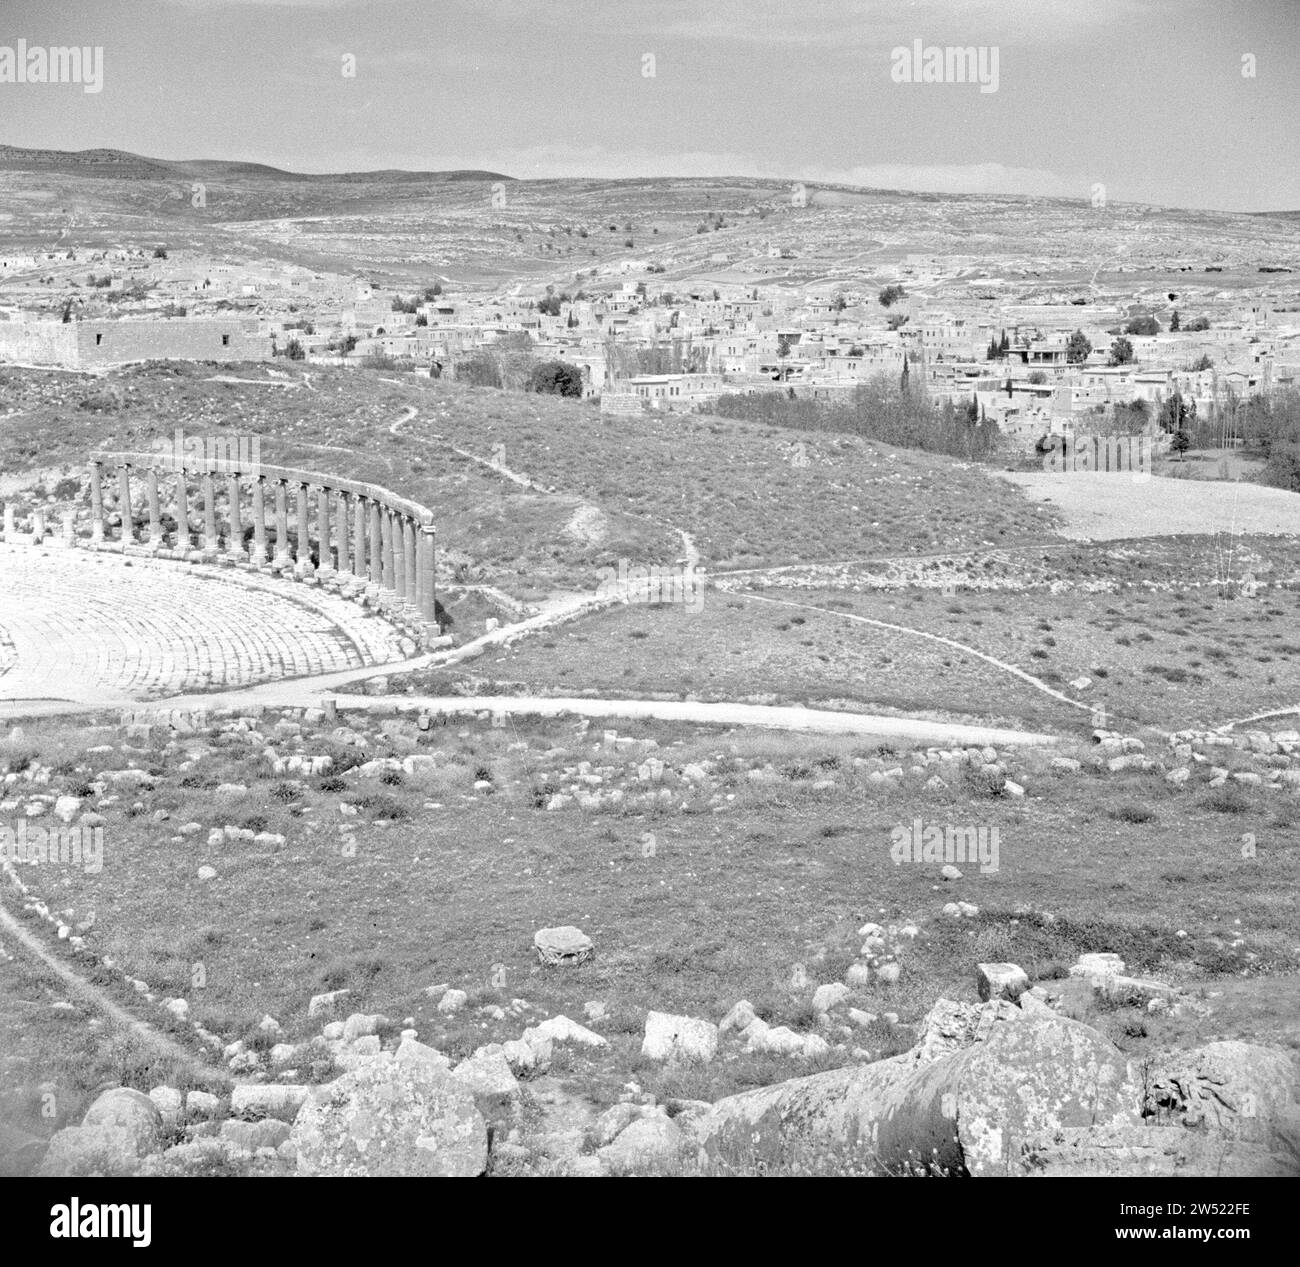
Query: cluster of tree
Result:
<box><xmin>605</xmin><ymin>333</ymin><xmax>707</xmax><ymax>378</ymax></box>
<box><xmin>878</xmin><ymin>285</ymin><xmax>906</xmax><ymax>308</ymax></box>
<box><xmin>1123</xmin><ymin>315</ymin><xmax>1161</xmax><ymax>335</ymax></box>
<box><xmin>1066</xmin><ymin>330</ymin><xmax>1092</xmax><ymax>364</ymax></box>
<box><xmin>1169</xmin><ymin>310</ymin><xmax>1210</xmax><ymax>332</ymax></box>
<box><xmin>391</xmin><ymin>295</ymin><xmax>421</xmax><ymax>314</ymax></box>
<box><xmin>85</xmin><ymin>274</ymin><xmax>113</xmax><ymax>288</ymax></box>
<box><xmin>985</xmin><ymin>330</ymin><xmax>1011</xmax><ymax>360</ymax></box>
<box><xmin>1108</xmin><ymin>336</ymin><xmax>1135</xmax><ymax>366</ymax></box>
<box><xmin>713</xmin><ymin>373</ymin><xmax>1003</xmax><ymax>461</ymax></box>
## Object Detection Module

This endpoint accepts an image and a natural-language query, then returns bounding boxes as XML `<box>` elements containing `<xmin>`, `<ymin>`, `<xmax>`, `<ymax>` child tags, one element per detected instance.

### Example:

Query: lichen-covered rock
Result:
<box><xmin>37</xmin><ymin>1125</ymin><xmax>146</xmax><ymax>1177</ymax></box>
<box><xmin>874</xmin><ymin>1015</ymin><xmax>1141</xmax><ymax>1176</ymax></box>
<box><xmin>451</xmin><ymin>1050</ymin><xmax>520</xmax><ymax>1100</ymax></box>
<box><xmin>1146</xmin><ymin>1041</ymin><xmax>1298</xmax><ymax>1143</ymax></box>
<box><xmin>1013</xmin><ymin>1123</ymin><xmax>1298</xmax><ymax>1177</ymax></box>
<box><xmin>80</xmin><ymin>1087</ymin><xmax>163</xmax><ymax>1156</ymax></box>
<box><xmin>596</xmin><ymin>1114</ymin><xmax>687</xmax><ymax>1175</ymax></box>
<box><xmin>291</xmin><ymin>1059</ymin><xmax>487</xmax><ymax>1176</ymax></box>
<box><xmin>698</xmin><ymin>1012</ymin><xmax>1136</xmax><ymax>1176</ymax></box>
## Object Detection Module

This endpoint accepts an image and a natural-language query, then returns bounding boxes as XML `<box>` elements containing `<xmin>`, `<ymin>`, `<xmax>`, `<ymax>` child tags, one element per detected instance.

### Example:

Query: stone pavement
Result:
<box><xmin>0</xmin><ymin>542</ymin><xmax>412</xmax><ymax>710</ymax></box>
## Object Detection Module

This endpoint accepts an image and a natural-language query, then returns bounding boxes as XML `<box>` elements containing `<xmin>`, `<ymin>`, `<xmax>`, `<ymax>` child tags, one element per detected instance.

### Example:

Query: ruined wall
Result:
<box><xmin>76</xmin><ymin>320</ymin><xmax>272</xmax><ymax>365</ymax></box>
<box><xmin>0</xmin><ymin>320</ymin><xmax>79</xmax><ymax>366</ymax></box>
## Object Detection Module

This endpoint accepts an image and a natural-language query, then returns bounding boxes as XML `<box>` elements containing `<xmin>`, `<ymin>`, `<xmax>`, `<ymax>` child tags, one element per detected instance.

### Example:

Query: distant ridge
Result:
<box><xmin>0</xmin><ymin>144</ymin><xmax>514</xmax><ymax>183</ymax></box>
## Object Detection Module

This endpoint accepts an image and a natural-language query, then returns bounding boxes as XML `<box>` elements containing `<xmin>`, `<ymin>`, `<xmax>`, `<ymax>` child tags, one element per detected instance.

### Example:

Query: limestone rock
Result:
<box><xmin>1146</xmin><ymin>1041</ymin><xmax>1298</xmax><ymax>1143</ymax></box>
<box><xmin>641</xmin><ymin>1011</ymin><xmax>719</xmax><ymax>1063</ymax></box>
<box><xmin>719</xmin><ymin>1000</ymin><xmax>757</xmax><ymax>1035</ymax></box>
<box><xmin>291</xmin><ymin>1060</ymin><xmax>488</xmax><ymax>1176</ymax></box>
<box><xmin>308</xmin><ymin>989</ymin><xmax>351</xmax><ymax>1019</ymax></box>
<box><xmin>812</xmin><ymin>983</ymin><xmax>850</xmax><ymax>1014</ymax></box>
<box><xmin>451</xmin><ymin>1051</ymin><xmax>520</xmax><ymax>1100</ymax></box>
<box><xmin>37</xmin><ymin>1124</ymin><xmax>147</xmax><ymax>1177</ymax></box>
<box><xmin>80</xmin><ymin>1087</ymin><xmax>163</xmax><ymax>1157</ymax></box>
<box><xmin>533</xmin><ymin>925</ymin><xmax>594</xmax><ymax>966</ymax></box>
<box><xmin>596</xmin><ymin>1114</ymin><xmax>687</xmax><ymax>1176</ymax></box>
<box><xmin>976</xmin><ymin>962</ymin><xmax>1030</xmax><ymax>1002</ymax></box>
<box><xmin>525</xmin><ymin>1015</ymin><xmax>607</xmax><ymax>1048</ymax></box>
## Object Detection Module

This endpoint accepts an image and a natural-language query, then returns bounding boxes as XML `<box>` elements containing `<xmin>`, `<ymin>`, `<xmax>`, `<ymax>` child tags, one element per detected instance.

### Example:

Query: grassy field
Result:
<box><xmin>356</xmin><ymin>572</ymin><xmax>1300</xmax><ymax>735</ymax></box>
<box><xmin>3</xmin><ymin>708</ymin><xmax>1297</xmax><ymax>1159</ymax></box>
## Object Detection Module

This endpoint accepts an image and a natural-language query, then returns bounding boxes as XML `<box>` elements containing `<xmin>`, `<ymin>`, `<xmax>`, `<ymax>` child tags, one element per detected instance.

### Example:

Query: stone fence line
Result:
<box><xmin>0</xmin><ymin>451</ymin><xmax>441</xmax><ymax>636</ymax></box>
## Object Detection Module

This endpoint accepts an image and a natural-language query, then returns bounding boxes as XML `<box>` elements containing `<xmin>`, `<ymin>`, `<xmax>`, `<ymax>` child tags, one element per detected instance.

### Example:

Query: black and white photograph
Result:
<box><xmin>0</xmin><ymin>0</ymin><xmax>1297</xmax><ymax>1234</ymax></box>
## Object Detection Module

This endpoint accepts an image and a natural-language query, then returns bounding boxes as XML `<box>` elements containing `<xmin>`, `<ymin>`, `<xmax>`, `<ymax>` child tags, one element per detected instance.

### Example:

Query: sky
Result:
<box><xmin>0</xmin><ymin>0</ymin><xmax>1296</xmax><ymax>212</ymax></box>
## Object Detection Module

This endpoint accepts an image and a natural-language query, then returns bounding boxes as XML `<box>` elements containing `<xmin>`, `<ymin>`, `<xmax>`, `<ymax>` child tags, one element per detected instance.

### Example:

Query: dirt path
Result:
<box><xmin>731</xmin><ymin>590</ymin><xmax>1117</xmax><ymax>731</ymax></box>
<box><xmin>0</xmin><ymin>898</ymin><xmax>222</xmax><ymax>1081</ymax></box>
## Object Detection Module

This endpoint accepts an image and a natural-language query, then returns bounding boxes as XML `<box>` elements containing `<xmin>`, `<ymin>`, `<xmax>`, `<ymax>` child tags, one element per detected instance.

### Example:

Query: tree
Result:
<box><xmin>1170</xmin><ymin>309</ymin><xmax>1181</xmax><ymax>332</ymax></box>
<box><xmin>1124</xmin><ymin>315</ymin><xmax>1160</xmax><ymax>335</ymax></box>
<box><xmin>986</xmin><ymin>336</ymin><xmax>1000</xmax><ymax>361</ymax></box>
<box><xmin>1170</xmin><ymin>429</ymin><xmax>1191</xmax><ymax>460</ymax></box>
<box><xmin>999</xmin><ymin>330</ymin><xmax>1010</xmax><ymax>355</ymax></box>
<box><xmin>526</xmin><ymin>360</ymin><xmax>584</xmax><ymax>397</ymax></box>
<box><xmin>1028</xmin><ymin>370</ymin><xmax>1048</xmax><ymax>385</ymax></box>
<box><xmin>1188</xmin><ymin>354</ymin><xmax>1214</xmax><ymax>372</ymax></box>
<box><xmin>285</xmin><ymin>338</ymin><xmax>305</xmax><ymax>361</ymax></box>
<box><xmin>1161</xmin><ymin>390</ymin><xmax>1196</xmax><ymax>434</ymax></box>
<box><xmin>153</xmin><ymin>247</ymin><xmax>168</xmax><ymax>259</ymax></box>
<box><xmin>900</xmin><ymin>355</ymin><xmax>910</xmax><ymax>392</ymax></box>
<box><xmin>878</xmin><ymin>284</ymin><xmax>906</xmax><ymax>307</ymax></box>
<box><xmin>1108</xmin><ymin>336</ymin><xmax>1135</xmax><ymax>366</ymax></box>
<box><xmin>1066</xmin><ymin>329</ymin><xmax>1092</xmax><ymax>364</ymax></box>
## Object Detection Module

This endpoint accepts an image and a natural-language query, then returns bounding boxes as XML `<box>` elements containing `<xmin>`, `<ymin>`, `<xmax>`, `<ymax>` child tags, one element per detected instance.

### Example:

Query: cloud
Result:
<box><xmin>467</xmin><ymin>0</ymin><xmax>1175</xmax><ymax>50</ymax></box>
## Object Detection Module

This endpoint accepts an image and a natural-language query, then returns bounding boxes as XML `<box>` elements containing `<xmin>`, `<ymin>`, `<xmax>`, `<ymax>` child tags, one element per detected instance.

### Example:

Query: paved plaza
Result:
<box><xmin>0</xmin><ymin>542</ymin><xmax>411</xmax><ymax>711</ymax></box>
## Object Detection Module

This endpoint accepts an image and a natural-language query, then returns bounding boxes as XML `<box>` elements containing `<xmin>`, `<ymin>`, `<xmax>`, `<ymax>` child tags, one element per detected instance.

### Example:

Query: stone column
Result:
<box><xmin>89</xmin><ymin>461</ymin><xmax>105</xmax><ymax>542</ymax></box>
<box><xmin>227</xmin><ymin>474</ymin><xmax>245</xmax><ymax>559</ymax></box>
<box><xmin>381</xmin><ymin>509</ymin><xmax>395</xmax><ymax>592</ymax></box>
<box><xmin>392</xmin><ymin>512</ymin><xmax>406</xmax><ymax>600</ymax></box>
<box><xmin>402</xmin><ymin>517</ymin><xmax>416</xmax><ymax>606</ymax></box>
<box><xmin>352</xmin><ymin>495</ymin><xmax>367</xmax><ymax>580</ymax></box>
<box><xmin>418</xmin><ymin>525</ymin><xmax>437</xmax><ymax>623</ymax></box>
<box><xmin>252</xmin><ymin>477</ymin><xmax>267</xmax><ymax>565</ymax></box>
<box><xmin>273</xmin><ymin>481</ymin><xmax>291</xmax><ymax>568</ymax></box>
<box><xmin>315</xmin><ymin>486</ymin><xmax>333</xmax><ymax>578</ymax></box>
<box><xmin>368</xmin><ymin>500</ymin><xmax>382</xmax><ymax>585</ymax></box>
<box><xmin>31</xmin><ymin>507</ymin><xmax>45</xmax><ymax>543</ymax></box>
<box><xmin>2</xmin><ymin>504</ymin><xmax>15</xmax><ymax>541</ymax></box>
<box><xmin>295</xmin><ymin>482</ymin><xmax>313</xmax><ymax>575</ymax></box>
<box><xmin>203</xmin><ymin>473</ymin><xmax>218</xmax><ymax>554</ymax></box>
<box><xmin>118</xmin><ymin>466</ymin><xmax>134</xmax><ymax>545</ymax></box>
<box><xmin>146</xmin><ymin>469</ymin><xmax>162</xmax><ymax>547</ymax></box>
<box><xmin>335</xmin><ymin>492</ymin><xmax>351</xmax><ymax>575</ymax></box>
<box><xmin>174</xmin><ymin>467</ymin><xmax>190</xmax><ymax>551</ymax></box>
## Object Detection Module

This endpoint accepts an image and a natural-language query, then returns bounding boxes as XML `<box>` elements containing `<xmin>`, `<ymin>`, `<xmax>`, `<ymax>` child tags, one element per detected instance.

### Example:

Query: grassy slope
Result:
<box><xmin>2</xmin><ymin>710</ymin><xmax>1296</xmax><ymax>1151</ymax></box>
